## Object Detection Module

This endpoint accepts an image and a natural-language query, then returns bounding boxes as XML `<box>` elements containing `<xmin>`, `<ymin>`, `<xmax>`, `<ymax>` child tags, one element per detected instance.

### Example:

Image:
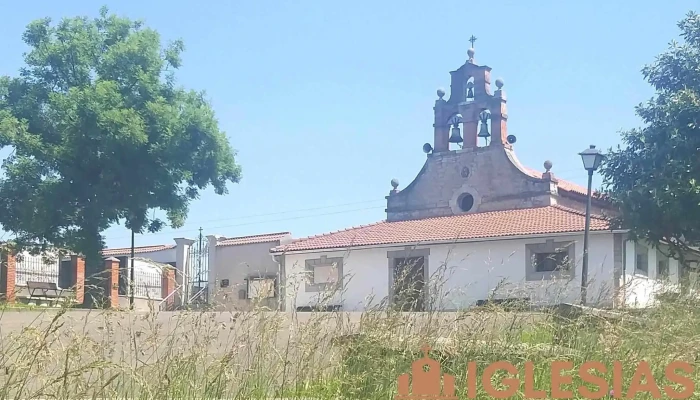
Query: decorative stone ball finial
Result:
<box><xmin>495</xmin><ymin>78</ymin><xmax>504</xmax><ymax>89</ymax></box>
<box><xmin>544</xmin><ymin>160</ymin><xmax>553</xmax><ymax>173</ymax></box>
<box><xmin>467</xmin><ymin>48</ymin><xmax>475</xmax><ymax>60</ymax></box>
<box><xmin>391</xmin><ymin>178</ymin><xmax>399</xmax><ymax>190</ymax></box>
<box><xmin>436</xmin><ymin>88</ymin><xmax>445</xmax><ymax>99</ymax></box>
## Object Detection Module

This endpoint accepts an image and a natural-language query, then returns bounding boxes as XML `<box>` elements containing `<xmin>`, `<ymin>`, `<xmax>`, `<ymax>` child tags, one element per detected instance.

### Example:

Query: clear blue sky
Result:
<box><xmin>0</xmin><ymin>0</ymin><xmax>696</xmax><ymax>249</ymax></box>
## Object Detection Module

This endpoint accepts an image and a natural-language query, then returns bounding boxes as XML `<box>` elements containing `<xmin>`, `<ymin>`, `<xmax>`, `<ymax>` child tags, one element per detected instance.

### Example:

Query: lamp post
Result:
<box><xmin>579</xmin><ymin>145</ymin><xmax>605</xmax><ymax>306</ymax></box>
<box><xmin>130</xmin><ymin>229</ymin><xmax>135</xmax><ymax>310</ymax></box>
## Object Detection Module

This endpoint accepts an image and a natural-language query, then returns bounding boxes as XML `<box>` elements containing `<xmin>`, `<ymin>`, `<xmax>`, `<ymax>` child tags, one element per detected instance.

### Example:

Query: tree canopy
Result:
<box><xmin>0</xmin><ymin>7</ymin><xmax>241</xmax><ymax>267</ymax></box>
<box><xmin>601</xmin><ymin>11</ymin><xmax>700</xmax><ymax>258</ymax></box>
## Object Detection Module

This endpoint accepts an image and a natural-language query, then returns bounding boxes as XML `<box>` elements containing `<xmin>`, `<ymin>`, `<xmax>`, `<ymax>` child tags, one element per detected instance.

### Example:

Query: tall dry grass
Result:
<box><xmin>0</xmin><ymin>259</ymin><xmax>698</xmax><ymax>399</ymax></box>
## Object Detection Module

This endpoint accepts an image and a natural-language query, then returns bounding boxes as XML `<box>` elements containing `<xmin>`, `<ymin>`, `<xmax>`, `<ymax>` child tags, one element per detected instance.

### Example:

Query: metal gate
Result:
<box><xmin>185</xmin><ymin>228</ymin><xmax>209</xmax><ymax>306</ymax></box>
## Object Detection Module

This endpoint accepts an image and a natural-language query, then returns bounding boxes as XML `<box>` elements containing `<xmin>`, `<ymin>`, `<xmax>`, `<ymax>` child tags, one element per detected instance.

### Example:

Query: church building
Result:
<box><xmin>270</xmin><ymin>47</ymin><xmax>687</xmax><ymax>312</ymax></box>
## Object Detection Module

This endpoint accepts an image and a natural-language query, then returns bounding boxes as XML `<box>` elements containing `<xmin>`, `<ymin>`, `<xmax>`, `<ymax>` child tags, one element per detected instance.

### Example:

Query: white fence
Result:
<box><xmin>11</xmin><ymin>254</ymin><xmax>167</xmax><ymax>300</ymax></box>
<box><xmin>119</xmin><ymin>258</ymin><xmax>164</xmax><ymax>300</ymax></box>
<box><xmin>131</xmin><ymin>267</ymin><xmax>162</xmax><ymax>300</ymax></box>
<box><xmin>15</xmin><ymin>253</ymin><xmax>60</xmax><ymax>287</ymax></box>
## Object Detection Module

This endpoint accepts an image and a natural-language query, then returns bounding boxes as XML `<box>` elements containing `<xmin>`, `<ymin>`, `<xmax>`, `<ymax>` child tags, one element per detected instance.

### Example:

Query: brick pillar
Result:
<box><xmin>161</xmin><ymin>266</ymin><xmax>176</xmax><ymax>311</ymax></box>
<box><xmin>70</xmin><ymin>255</ymin><xmax>85</xmax><ymax>305</ymax></box>
<box><xmin>104</xmin><ymin>257</ymin><xmax>120</xmax><ymax>309</ymax></box>
<box><xmin>1</xmin><ymin>252</ymin><xmax>17</xmax><ymax>303</ymax></box>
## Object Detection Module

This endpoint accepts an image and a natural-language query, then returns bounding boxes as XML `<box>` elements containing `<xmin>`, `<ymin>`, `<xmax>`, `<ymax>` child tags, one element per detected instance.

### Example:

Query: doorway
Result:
<box><xmin>392</xmin><ymin>256</ymin><xmax>426</xmax><ymax>311</ymax></box>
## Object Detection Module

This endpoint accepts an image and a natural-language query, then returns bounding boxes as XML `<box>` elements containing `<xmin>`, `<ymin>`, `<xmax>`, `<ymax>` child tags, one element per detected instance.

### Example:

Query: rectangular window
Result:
<box><xmin>534</xmin><ymin>252</ymin><xmax>568</xmax><ymax>273</ymax></box>
<box><xmin>305</xmin><ymin>256</ymin><xmax>344</xmax><ymax>292</ymax></box>
<box><xmin>313</xmin><ymin>264</ymin><xmax>338</xmax><ymax>284</ymax></box>
<box><xmin>525</xmin><ymin>240</ymin><xmax>575</xmax><ymax>282</ymax></box>
<box><xmin>247</xmin><ymin>278</ymin><xmax>275</xmax><ymax>299</ymax></box>
<box><xmin>636</xmin><ymin>253</ymin><xmax>649</xmax><ymax>275</ymax></box>
<box><xmin>658</xmin><ymin>260</ymin><xmax>669</xmax><ymax>278</ymax></box>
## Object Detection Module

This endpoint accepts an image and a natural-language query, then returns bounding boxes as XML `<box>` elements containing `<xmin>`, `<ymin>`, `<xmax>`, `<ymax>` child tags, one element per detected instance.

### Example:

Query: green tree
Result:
<box><xmin>0</xmin><ymin>7</ymin><xmax>241</xmax><ymax>303</ymax></box>
<box><xmin>601</xmin><ymin>11</ymin><xmax>700</xmax><ymax>259</ymax></box>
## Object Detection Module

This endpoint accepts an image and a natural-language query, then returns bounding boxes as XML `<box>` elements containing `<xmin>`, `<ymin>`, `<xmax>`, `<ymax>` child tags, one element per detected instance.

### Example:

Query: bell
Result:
<box><xmin>449</xmin><ymin>126</ymin><xmax>463</xmax><ymax>143</ymax></box>
<box><xmin>478</xmin><ymin>122</ymin><xmax>490</xmax><ymax>138</ymax></box>
<box><xmin>466</xmin><ymin>82</ymin><xmax>475</xmax><ymax>100</ymax></box>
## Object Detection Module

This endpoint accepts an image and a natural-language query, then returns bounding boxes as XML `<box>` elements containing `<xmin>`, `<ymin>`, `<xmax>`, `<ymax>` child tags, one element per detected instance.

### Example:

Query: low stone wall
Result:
<box><xmin>117</xmin><ymin>295</ymin><xmax>162</xmax><ymax>311</ymax></box>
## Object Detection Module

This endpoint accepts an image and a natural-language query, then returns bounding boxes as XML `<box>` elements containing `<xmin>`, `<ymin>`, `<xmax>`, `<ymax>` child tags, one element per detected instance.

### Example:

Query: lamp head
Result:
<box><xmin>579</xmin><ymin>145</ymin><xmax>605</xmax><ymax>171</ymax></box>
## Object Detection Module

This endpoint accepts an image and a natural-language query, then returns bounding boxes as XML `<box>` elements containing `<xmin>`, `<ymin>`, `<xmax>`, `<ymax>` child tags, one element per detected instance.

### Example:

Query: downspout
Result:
<box><xmin>270</xmin><ymin>252</ymin><xmax>285</xmax><ymax>311</ymax></box>
<box><xmin>621</xmin><ymin>234</ymin><xmax>627</xmax><ymax>308</ymax></box>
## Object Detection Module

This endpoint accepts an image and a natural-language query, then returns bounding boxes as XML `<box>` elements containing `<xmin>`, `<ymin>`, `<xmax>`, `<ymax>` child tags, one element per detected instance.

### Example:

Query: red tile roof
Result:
<box><xmin>520</xmin><ymin>166</ymin><xmax>611</xmax><ymax>202</ymax></box>
<box><xmin>102</xmin><ymin>244</ymin><xmax>175</xmax><ymax>256</ymax></box>
<box><xmin>521</xmin><ymin>166</ymin><xmax>589</xmax><ymax>196</ymax></box>
<box><xmin>271</xmin><ymin>205</ymin><xmax>610</xmax><ymax>253</ymax></box>
<box><xmin>217</xmin><ymin>232</ymin><xmax>291</xmax><ymax>247</ymax></box>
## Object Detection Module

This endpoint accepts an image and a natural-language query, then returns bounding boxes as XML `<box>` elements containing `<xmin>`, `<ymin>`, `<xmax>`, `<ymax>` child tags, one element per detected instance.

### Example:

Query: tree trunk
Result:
<box><xmin>81</xmin><ymin>227</ymin><xmax>107</xmax><ymax>309</ymax></box>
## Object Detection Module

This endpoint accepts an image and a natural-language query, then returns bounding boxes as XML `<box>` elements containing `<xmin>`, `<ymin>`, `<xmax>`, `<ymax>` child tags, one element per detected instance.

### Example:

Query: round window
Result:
<box><xmin>458</xmin><ymin>193</ymin><xmax>475</xmax><ymax>212</ymax></box>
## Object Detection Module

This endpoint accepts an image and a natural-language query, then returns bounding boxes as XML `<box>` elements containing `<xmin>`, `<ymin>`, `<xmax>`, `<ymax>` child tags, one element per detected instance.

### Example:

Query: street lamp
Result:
<box><xmin>579</xmin><ymin>145</ymin><xmax>605</xmax><ymax>306</ymax></box>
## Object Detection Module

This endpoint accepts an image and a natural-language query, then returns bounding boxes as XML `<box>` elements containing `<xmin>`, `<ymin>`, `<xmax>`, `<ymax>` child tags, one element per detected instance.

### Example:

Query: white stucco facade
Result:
<box><xmin>207</xmin><ymin>237</ymin><xmax>291</xmax><ymax>311</ymax></box>
<box><xmin>281</xmin><ymin>232</ymin><xmax>621</xmax><ymax>311</ymax></box>
<box><xmin>620</xmin><ymin>240</ymin><xmax>700</xmax><ymax>308</ymax></box>
<box><xmin>280</xmin><ymin>232</ymin><xmax>700</xmax><ymax>311</ymax></box>
<box><xmin>103</xmin><ymin>230</ymin><xmax>700</xmax><ymax>311</ymax></box>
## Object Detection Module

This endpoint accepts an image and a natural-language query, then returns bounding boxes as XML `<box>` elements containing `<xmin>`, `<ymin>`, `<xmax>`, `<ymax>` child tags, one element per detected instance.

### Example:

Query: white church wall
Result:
<box><xmin>284</xmin><ymin>247</ymin><xmax>387</xmax><ymax>311</ymax></box>
<box><xmin>283</xmin><ymin>232</ymin><xmax>619</xmax><ymax>311</ymax></box>
<box><xmin>430</xmin><ymin>233</ymin><xmax>616</xmax><ymax>309</ymax></box>
<box><xmin>621</xmin><ymin>240</ymin><xmax>700</xmax><ymax>308</ymax></box>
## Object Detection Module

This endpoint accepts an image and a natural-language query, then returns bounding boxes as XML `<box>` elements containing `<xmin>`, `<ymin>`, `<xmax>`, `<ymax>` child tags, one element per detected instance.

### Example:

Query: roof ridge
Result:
<box><xmin>550</xmin><ymin>204</ymin><xmax>607</xmax><ymax>220</ymax></box>
<box><xmin>220</xmin><ymin>231</ymin><xmax>291</xmax><ymax>241</ymax></box>
<box><xmin>390</xmin><ymin>205</ymin><xmax>555</xmax><ymax>224</ymax></box>
<box><xmin>274</xmin><ymin>221</ymin><xmax>386</xmax><ymax>251</ymax></box>
<box><xmin>103</xmin><ymin>244</ymin><xmax>174</xmax><ymax>252</ymax></box>
<box><xmin>272</xmin><ymin>205</ymin><xmax>612</xmax><ymax>253</ymax></box>
<box><xmin>274</xmin><ymin>207</ymin><xmax>560</xmax><ymax>251</ymax></box>
<box><xmin>521</xmin><ymin>165</ymin><xmax>590</xmax><ymax>193</ymax></box>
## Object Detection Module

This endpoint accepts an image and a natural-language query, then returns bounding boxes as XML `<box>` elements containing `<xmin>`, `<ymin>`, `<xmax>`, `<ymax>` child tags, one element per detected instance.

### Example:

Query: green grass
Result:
<box><xmin>0</xmin><ymin>286</ymin><xmax>698</xmax><ymax>399</ymax></box>
<box><xmin>0</xmin><ymin>302</ymin><xmax>45</xmax><ymax>311</ymax></box>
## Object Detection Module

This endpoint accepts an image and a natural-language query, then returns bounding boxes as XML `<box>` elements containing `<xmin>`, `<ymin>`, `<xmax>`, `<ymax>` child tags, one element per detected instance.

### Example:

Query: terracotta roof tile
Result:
<box><xmin>521</xmin><ymin>166</ymin><xmax>590</xmax><ymax>195</ymax></box>
<box><xmin>521</xmin><ymin>167</ymin><xmax>612</xmax><ymax>204</ymax></box>
<box><xmin>102</xmin><ymin>244</ymin><xmax>175</xmax><ymax>256</ymax></box>
<box><xmin>217</xmin><ymin>232</ymin><xmax>291</xmax><ymax>247</ymax></box>
<box><xmin>271</xmin><ymin>206</ymin><xmax>610</xmax><ymax>253</ymax></box>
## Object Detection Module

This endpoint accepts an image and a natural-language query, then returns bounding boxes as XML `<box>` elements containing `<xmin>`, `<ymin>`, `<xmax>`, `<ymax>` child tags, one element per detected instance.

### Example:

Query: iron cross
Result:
<box><xmin>469</xmin><ymin>35</ymin><xmax>477</xmax><ymax>48</ymax></box>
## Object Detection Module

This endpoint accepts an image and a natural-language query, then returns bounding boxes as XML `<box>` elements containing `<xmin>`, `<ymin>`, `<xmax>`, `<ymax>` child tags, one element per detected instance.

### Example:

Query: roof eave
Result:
<box><xmin>271</xmin><ymin>228</ymin><xmax>625</xmax><ymax>256</ymax></box>
<box><xmin>215</xmin><ymin>232</ymin><xmax>293</xmax><ymax>247</ymax></box>
<box><xmin>217</xmin><ymin>239</ymin><xmax>284</xmax><ymax>248</ymax></box>
<box><xmin>558</xmin><ymin>188</ymin><xmax>613</xmax><ymax>207</ymax></box>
